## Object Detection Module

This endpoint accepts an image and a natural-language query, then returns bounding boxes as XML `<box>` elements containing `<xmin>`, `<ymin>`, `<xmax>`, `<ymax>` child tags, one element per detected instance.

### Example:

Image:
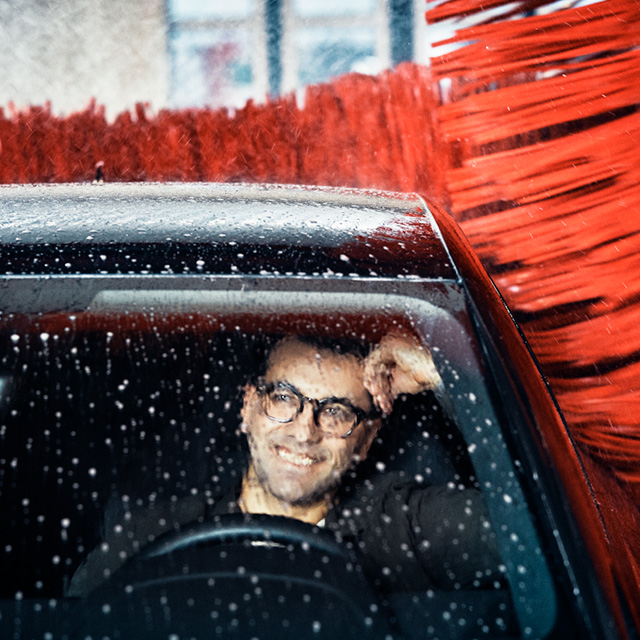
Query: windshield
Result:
<box><xmin>0</xmin><ymin>284</ymin><xmax>556</xmax><ymax>639</ymax></box>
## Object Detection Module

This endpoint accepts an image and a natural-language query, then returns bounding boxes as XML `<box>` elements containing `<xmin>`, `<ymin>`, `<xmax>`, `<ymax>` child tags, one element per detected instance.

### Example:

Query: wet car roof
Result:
<box><xmin>0</xmin><ymin>183</ymin><xmax>458</xmax><ymax>280</ymax></box>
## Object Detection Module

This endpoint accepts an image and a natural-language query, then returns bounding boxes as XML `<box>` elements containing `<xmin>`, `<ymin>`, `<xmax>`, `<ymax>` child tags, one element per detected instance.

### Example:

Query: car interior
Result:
<box><xmin>0</xmin><ymin>299</ymin><xmax>556</xmax><ymax>638</ymax></box>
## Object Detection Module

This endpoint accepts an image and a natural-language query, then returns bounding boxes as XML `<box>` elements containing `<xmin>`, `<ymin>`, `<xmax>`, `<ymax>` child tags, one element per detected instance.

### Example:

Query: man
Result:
<box><xmin>67</xmin><ymin>331</ymin><xmax>502</xmax><ymax>596</ymax></box>
<box><xmin>238</xmin><ymin>334</ymin><xmax>386</xmax><ymax>524</ymax></box>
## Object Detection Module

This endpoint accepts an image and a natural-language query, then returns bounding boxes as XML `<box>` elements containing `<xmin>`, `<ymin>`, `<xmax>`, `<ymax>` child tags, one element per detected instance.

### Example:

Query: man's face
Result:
<box><xmin>241</xmin><ymin>339</ymin><xmax>377</xmax><ymax>507</ymax></box>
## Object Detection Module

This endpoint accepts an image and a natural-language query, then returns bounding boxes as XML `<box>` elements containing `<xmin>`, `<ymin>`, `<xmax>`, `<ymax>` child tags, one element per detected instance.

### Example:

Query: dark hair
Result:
<box><xmin>255</xmin><ymin>334</ymin><xmax>371</xmax><ymax>380</ymax></box>
<box><xmin>292</xmin><ymin>334</ymin><xmax>370</xmax><ymax>360</ymax></box>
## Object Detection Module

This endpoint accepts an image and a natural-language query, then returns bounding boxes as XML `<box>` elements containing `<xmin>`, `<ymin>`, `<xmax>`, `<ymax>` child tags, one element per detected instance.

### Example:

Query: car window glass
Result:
<box><xmin>0</xmin><ymin>298</ymin><xmax>555</xmax><ymax>639</ymax></box>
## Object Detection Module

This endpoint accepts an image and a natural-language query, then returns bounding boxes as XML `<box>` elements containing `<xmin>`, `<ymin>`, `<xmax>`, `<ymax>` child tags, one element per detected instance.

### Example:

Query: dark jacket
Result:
<box><xmin>66</xmin><ymin>470</ymin><xmax>501</xmax><ymax>597</ymax></box>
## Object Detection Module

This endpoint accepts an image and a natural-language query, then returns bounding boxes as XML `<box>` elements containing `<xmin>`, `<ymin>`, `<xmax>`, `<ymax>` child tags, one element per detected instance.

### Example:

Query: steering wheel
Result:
<box><xmin>84</xmin><ymin>513</ymin><xmax>390</xmax><ymax>639</ymax></box>
<box><xmin>138</xmin><ymin>512</ymin><xmax>352</xmax><ymax>561</ymax></box>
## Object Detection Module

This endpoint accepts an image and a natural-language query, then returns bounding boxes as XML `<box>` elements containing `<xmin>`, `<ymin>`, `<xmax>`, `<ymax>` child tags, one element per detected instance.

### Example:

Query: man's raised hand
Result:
<box><xmin>364</xmin><ymin>332</ymin><xmax>442</xmax><ymax>415</ymax></box>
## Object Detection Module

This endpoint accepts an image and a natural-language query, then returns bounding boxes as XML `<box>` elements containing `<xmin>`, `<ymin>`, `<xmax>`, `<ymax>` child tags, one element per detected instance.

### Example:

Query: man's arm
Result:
<box><xmin>363</xmin><ymin>333</ymin><xmax>505</xmax><ymax>588</ymax></box>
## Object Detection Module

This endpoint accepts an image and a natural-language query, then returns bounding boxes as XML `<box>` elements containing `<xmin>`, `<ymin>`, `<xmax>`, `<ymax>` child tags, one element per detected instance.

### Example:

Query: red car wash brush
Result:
<box><xmin>0</xmin><ymin>64</ymin><xmax>442</xmax><ymax>188</ymax></box>
<box><xmin>425</xmin><ymin>0</ymin><xmax>640</xmax><ymax>612</ymax></box>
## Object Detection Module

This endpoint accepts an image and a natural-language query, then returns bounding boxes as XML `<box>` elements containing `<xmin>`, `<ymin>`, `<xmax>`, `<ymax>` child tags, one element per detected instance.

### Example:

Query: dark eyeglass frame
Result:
<box><xmin>255</xmin><ymin>378</ymin><xmax>377</xmax><ymax>439</ymax></box>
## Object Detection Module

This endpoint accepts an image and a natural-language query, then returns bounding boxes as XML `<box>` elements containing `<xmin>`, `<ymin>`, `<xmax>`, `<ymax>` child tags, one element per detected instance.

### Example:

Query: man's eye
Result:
<box><xmin>323</xmin><ymin>404</ymin><xmax>351</xmax><ymax>419</ymax></box>
<box><xmin>270</xmin><ymin>391</ymin><xmax>295</xmax><ymax>404</ymax></box>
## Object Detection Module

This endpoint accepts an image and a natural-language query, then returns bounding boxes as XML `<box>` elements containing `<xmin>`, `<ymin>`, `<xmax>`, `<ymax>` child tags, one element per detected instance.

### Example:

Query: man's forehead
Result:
<box><xmin>266</xmin><ymin>338</ymin><xmax>361</xmax><ymax>372</ymax></box>
<box><xmin>264</xmin><ymin>338</ymin><xmax>370</xmax><ymax>402</ymax></box>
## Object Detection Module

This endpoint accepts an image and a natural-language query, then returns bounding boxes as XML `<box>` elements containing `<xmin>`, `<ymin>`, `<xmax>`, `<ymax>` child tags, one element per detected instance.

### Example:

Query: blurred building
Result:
<box><xmin>0</xmin><ymin>0</ymin><xmax>430</xmax><ymax>118</ymax></box>
<box><xmin>0</xmin><ymin>0</ymin><xmax>169</xmax><ymax>119</ymax></box>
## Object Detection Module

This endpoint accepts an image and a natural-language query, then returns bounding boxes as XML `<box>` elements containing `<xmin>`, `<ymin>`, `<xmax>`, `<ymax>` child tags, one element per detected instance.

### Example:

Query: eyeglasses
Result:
<box><xmin>255</xmin><ymin>379</ymin><xmax>376</xmax><ymax>439</ymax></box>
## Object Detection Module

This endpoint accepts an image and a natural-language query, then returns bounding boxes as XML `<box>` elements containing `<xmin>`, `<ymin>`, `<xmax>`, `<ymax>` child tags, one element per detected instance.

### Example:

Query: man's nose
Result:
<box><xmin>289</xmin><ymin>403</ymin><xmax>322</xmax><ymax>443</ymax></box>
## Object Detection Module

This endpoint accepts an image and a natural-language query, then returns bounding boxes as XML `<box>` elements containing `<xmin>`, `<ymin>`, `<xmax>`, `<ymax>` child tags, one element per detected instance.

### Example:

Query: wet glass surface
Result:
<box><xmin>0</xmin><ymin>294</ymin><xmax>556</xmax><ymax>638</ymax></box>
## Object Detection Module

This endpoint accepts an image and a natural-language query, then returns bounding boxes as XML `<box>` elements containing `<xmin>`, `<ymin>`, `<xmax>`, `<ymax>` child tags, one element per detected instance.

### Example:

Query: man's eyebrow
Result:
<box><xmin>263</xmin><ymin>378</ymin><xmax>300</xmax><ymax>392</ymax></box>
<box><xmin>264</xmin><ymin>378</ymin><xmax>293</xmax><ymax>388</ymax></box>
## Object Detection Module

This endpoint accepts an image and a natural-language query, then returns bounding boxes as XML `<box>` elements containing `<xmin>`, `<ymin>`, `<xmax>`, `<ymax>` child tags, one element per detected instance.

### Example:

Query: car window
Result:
<box><xmin>0</xmin><ymin>279</ymin><xmax>559</xmax><ymax>639</ymax></box>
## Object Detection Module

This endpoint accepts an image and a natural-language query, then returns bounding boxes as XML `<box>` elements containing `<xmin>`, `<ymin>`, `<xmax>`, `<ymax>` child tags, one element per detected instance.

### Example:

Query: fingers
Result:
<box><xmin>364</xmin><ymin>331</ymin><xmax>441</xmax><ymax>414</ymax></box>
<box><xmin>363</xmin><ymin>354</ymin><xmax>394</xmax><ymax>415</ymax></box>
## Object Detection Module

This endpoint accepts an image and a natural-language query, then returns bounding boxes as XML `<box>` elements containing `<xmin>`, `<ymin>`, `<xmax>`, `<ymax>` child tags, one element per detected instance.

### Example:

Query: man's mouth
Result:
<box><xmin>274</xmin><ymin>446</ymin><xmax>321</xmax><ymax>468</ymax></box>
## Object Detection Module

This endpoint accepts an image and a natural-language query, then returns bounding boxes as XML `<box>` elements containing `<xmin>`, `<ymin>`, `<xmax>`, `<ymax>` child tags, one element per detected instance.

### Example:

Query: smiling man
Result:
<box><xmin>68</xmin><ymin>332</ymin><xmax>503</xmax><ymax>597</ymax></box>
<box><xmin>238</xmin><ymin>336</ymin><xmax>382</xmax><ymax>525</ymax></box>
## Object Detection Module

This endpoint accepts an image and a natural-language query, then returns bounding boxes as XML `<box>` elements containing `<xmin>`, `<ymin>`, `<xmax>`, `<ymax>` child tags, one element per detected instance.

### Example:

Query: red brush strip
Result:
<box><xmin>438</xmin><ymin>54</ymin><xmax>640</xmax><ymax>144</ymax></box>
<box><xmin>427</xmin><ymin>0</ymin><xmax>558</xmax><ymax>23</ymax></box>
<box><xmin>445</xmin><ymin>110</ymin><xmax>640</xmax><ymax>212</ymax></box>
<box><xmin>427</xmin><ymin>0</ymin><xmax>640</xmax><ymax>625</ymax></box>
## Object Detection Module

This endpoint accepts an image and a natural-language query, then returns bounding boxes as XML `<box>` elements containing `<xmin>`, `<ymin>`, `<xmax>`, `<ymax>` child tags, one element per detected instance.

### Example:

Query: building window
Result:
<box><xmin>281</xmin><ymin>0</ymin><xmax>388</xmax><ymax>92</ymax></box>
<box><xmin>167</xmin><ymin>0</ymin><xmax>415</xmax><ymax>108</ymax></box>
<box><xmin>168</xmin><ymin>0</ymin><xmax>268</xmax><ymax>109</ymax></box>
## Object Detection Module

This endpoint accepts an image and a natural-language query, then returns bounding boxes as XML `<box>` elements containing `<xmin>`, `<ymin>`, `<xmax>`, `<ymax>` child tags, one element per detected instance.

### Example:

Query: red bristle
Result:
<box><xmin>427</xmin><ymin>0</ymin><xmax>640</xmax><ymax>626</ymax></box>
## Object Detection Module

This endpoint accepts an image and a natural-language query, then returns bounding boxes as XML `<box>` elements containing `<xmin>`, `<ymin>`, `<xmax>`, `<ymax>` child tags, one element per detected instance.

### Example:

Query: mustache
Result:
<box><xmin>269</xmin><ymin>439</ymin><xmax>330</xmax><ymax>461</ymax></box>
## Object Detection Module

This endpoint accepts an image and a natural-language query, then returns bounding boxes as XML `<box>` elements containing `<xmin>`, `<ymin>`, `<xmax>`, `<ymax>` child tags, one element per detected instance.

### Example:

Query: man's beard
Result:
<box><xmin>247</xmin><ymin>432</ymin><xmax>353</xmax><ymax>507</ymax></box>
<box><xmin>254</xmin><ymin>458</ymin><xmax>344</xmax><ymax>507</ymax></box>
